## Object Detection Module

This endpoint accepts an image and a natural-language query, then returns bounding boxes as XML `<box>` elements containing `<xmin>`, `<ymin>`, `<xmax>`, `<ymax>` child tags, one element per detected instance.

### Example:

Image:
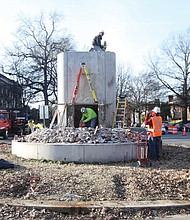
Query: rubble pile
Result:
<box><xmin>15</xmin><ymin>127</ymin><xmax>146</xmax><ymax>144</ymax></box>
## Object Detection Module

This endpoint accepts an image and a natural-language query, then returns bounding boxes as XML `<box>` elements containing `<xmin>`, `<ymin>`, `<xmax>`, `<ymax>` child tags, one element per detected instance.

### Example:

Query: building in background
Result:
<box><xmin>0</xmin><ymin>74</ymin><xmax>22</xmax><ymax>109</ymax></box>
<box><xmin>168</xmin><ymin>95</ymin><xmax>190</xmax><ymax>121</ymax></box>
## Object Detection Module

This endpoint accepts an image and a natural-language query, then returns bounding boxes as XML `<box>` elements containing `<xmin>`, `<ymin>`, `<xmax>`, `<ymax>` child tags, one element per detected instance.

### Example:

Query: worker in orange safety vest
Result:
<box><xmin>144</xmin><ymin>106</ymin><xmax>162</xmax><ymax>161</ymax></box>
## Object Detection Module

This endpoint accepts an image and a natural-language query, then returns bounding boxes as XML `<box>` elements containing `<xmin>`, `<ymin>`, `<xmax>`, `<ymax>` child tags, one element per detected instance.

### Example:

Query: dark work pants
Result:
<box><xmin>148</xmin><ymin>136</ymin><xmax>161</xmax><ymax>160</ymax></box>
<box><xmin>85</xmin><ymin>118</ymin><xmax>97</xmax><ymax>128</ymax></box>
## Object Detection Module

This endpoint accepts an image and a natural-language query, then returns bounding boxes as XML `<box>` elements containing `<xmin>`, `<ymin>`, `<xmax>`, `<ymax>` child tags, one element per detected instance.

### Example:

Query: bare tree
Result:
<box><xmin>1</xmin><ymin>11</ymin><xmax>75</xmax><ymax>106</ymax></box>
<box><xmin>147</xmin><ymin>29</ymin><xmax>190</xmax><ymax>122</ymax></box>
<box><xmin>116</xmin><ymin>64</ymin><xmax>162</xmax><ymax>124</ymax></box>
<box><xmin>126</xmin><ymin>71</ymin><xmax>162</xmax><ymax>123</ymax></box>
<box><xmin>116</xmin><ymin>63</ymin><xmax>132</xmax><ymax>97</ymax></box>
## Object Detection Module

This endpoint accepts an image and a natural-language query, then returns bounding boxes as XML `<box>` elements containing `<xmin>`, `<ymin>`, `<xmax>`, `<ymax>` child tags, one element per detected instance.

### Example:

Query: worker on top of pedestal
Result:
<box><xmin>90</xmin><ymin>31</ymin><xmax>107</xmax><ymax>51</ymax></box>
<box><xmin>79</xmin><ymin>107</ymin><xmax>97</xmax><ymax>128</ymax></box>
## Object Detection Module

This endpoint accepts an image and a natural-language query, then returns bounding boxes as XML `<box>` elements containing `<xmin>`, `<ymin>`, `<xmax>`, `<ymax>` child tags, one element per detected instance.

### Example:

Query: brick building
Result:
<box><xmin>168</xmin><ymin>95</ymin><xmax>190</xmax><ymax>121</ymax></box>
<box><xmin>0</xmin><ymin>74</ymin><xmax>22</xmax><ymax>109</ymax></box>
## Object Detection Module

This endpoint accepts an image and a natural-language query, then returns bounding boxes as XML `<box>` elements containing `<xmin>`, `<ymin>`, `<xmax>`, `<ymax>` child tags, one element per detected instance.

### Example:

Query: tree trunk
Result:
<box><xmin>182</xmin><ymin>105</ymin><xmax>188</xmax><ymax>123</ymax></box>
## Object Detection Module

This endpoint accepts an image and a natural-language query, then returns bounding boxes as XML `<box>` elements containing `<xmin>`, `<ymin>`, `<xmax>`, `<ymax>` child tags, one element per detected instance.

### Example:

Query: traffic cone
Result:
<box><xmin>183</xmin><ymin>126</ymin><xmax>186</xmax><ymax>136</ymax></box>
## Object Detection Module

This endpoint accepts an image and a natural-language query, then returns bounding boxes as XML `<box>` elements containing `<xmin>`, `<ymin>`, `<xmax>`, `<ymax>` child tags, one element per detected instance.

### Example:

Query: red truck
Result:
<box><xmin>0</xmin><ymin>110</ymin><xmax>11</xmax><ymax>139</ymax></box>
<box><xmin>0</xmin><ymin>109</ymin><xmax>28</xmax><ymax>139</ymax></box>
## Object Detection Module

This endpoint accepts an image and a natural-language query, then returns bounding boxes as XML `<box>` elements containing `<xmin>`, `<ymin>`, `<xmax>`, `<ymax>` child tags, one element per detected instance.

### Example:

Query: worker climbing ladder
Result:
<box><xmin>112</xmin><ymin>96</ymin><xmax>128</xmax><ymax>128</ymax></box>
<box><xmin>71</xmin><ymin>63</ymin><xmax>98</xmax><ymax>103</ymax></box>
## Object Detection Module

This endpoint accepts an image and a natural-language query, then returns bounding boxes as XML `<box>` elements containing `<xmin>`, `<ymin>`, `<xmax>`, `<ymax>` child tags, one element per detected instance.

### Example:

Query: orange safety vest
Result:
<box><xmin>151</xmin><ymin>116</ymin><xmax>162</xmax><ymax>137</ymax></box>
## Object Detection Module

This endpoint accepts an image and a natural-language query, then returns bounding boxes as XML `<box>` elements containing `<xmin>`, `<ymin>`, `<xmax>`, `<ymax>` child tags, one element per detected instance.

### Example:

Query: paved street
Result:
<box><xmin>162</xmin><ymin>130</ymin><xmax>190</xmax><ymax>147</ymax></box>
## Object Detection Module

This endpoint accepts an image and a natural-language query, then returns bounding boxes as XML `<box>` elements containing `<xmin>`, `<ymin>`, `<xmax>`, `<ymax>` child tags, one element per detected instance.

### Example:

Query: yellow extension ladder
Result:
<box><xmin>72</xmin><ymin>63</ymin><xmax>98</xmax><ymax>103</ymax></box>
<box><xmin>112</xmin><ymin>96</ymin><xmax>128</xmax><ymax>128</ymax></box>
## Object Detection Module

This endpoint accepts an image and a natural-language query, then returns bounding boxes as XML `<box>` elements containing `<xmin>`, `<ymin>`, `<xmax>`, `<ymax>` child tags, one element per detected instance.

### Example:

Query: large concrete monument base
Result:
<box><xmin>12</xmin><ymin>141</ymin><xmax>137</xmax><ymax>163</ymax></box>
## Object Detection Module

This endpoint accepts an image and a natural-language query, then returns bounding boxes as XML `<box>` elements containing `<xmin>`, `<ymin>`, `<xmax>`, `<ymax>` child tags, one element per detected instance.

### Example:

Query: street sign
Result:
<box><xmin>39</xmin><ymin>105</ymin><xmax>49</xmax><ymax>119</ymax></box>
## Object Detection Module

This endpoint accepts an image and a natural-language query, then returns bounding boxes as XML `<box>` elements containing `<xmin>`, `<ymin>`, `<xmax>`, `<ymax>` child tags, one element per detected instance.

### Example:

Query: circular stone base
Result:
<box><xmin>12</xmin><ymin>141</ymin><xmax>138</xmax><ymax>163</ymax></box>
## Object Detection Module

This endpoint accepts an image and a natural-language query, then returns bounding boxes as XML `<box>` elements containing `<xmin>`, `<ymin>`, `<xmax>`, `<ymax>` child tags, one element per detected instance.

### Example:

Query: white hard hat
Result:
<box><xmin>152</xmin><ymin>106</ymin><xmax>160</xmax><ymax>113</ymax></box>
<box><xmin>81</xmin><ymin>107</ymin><xmax>86</xmax><ymax>113</ymax></box>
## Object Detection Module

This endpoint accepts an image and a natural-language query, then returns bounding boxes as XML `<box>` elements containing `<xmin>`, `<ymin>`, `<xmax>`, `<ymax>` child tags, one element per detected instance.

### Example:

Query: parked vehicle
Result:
<box><xmin>184</xmin><ymin>123</ymin><xmax>190</xmax><ymax>132</ymax></box>
<box><xmin>162</xmin><ymin>121</ymin><xmax>169</xmax><ymax>130</ymax></box>
<box><xmin>162</xmin><ymin>124</ymin><xmax>166</xmax><ymax>134</ymax></box>
<box><xmin>0</xmin><ymin>109</ymin><xmax>28</xmax><ymax>139</ymax></box>
<box><xmin>173</xmin><ymin>122</ymin><xmax>184</xmax><ymax>131</ymax></box>
<box><xmin>0</xmin><ymin>110</ymin><xmax>12</xmax><ymax>139</ymax></box>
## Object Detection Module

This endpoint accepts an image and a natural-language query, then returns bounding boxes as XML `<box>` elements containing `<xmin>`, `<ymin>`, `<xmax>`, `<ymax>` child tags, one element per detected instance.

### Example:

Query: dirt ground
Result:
<box><xmin>0</xmin><ymin>142</ymin><xmax>190</xmax><ymax>219</ymax></box>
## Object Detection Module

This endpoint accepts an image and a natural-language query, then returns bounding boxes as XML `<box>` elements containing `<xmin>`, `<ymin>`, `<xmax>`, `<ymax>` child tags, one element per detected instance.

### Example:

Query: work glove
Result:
<box><xmin>79</xmin><ymin>120</ymin><xmax>86</xmax><ymax>128</ymax></box>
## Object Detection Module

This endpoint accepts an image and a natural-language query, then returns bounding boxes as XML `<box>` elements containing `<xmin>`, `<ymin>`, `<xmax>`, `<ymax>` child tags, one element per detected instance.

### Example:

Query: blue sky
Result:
<box><xmin>1</xmin><ymin>0</ymin><xmax>190</xmax><ymax>72</ymax></box>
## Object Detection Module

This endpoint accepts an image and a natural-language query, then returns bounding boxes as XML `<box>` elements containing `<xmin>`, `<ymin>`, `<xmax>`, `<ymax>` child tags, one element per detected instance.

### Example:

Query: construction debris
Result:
<box><xmin>15</xmin><ymin>127</ymin><xmax>147</xmax><ymax>144</ymax></box>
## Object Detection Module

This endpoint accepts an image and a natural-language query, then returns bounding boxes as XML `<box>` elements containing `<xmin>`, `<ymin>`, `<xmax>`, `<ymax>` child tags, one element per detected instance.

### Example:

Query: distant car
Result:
<box><xmin>173</xmin><ymin>122</ymin><xmax>184</xmax><ymax>131</ymax></box>
<box><xmin>162</xmin><ymin>124</ymin><xmax>166</xmax><ymax>135</ymax></box>
<box><xmin>184</xmin><ymin>123</ymin><xmax>190</xmax><ymax>132</ymax></box>
<box><xmin>162</xmin><ymin>121</ymin><xmax>169</xmax><ymax>130</ymax></box>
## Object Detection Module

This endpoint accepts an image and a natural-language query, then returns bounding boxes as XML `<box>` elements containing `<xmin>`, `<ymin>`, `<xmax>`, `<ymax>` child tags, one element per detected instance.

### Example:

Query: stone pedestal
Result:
<box><xmin>57</xmin><ymin>51</ymin><xmax>116</xmax><ymax>128</ymax></box>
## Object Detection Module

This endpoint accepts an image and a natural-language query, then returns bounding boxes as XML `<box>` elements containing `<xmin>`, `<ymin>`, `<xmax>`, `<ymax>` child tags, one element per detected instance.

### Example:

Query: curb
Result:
<box><xmin>0</xmin><ymin>199</ymin><xmax>190</xmax><ymax>214</ymax></box>
<box><xmin>154</xmin><ymin>214</ymin><xmax>190</xmax><ymax>220</ymax></box>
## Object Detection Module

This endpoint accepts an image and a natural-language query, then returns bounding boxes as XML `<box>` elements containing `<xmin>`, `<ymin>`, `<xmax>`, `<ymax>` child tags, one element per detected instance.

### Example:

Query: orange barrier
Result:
<box><xmin>168</xmin><ymin>125</ymin><xmax>178</xmax><ymax>134</ymax></box>
<box><xmin>183</xmin><ymin>127</ymin><xmax>186</xmax><ymax>136</ymax></box>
